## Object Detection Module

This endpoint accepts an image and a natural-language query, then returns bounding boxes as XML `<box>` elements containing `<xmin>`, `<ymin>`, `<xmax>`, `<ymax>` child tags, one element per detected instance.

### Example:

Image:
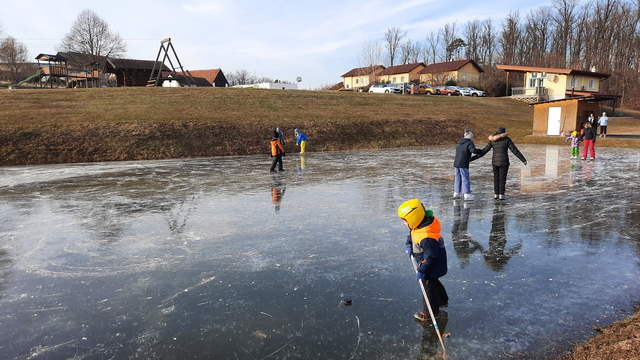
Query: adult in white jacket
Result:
<box><xmin>598</xmin><ymin>112</ymin><xmax>609</xmax><ymax>138</ymax></box>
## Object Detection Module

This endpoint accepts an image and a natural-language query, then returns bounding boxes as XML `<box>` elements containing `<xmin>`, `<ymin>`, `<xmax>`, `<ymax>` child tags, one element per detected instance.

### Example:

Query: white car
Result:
<box><xmin>369</xmin><ymin>84</ymin><xmax>402</xmax><ymax>94</ymax></box>
<box><xmin>464</xmin><ymin>87</ymin><xmax>486</xmax><ymax>97</ymax></box>
<box><xmin>455</xmin><ymin>86</ymin><xmax>471</xmax><ymax>96</ymax></box>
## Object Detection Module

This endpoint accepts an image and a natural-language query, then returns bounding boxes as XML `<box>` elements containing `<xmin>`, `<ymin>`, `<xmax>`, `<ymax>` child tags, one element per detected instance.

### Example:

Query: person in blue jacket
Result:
<box><xmin>453</xmin><ymin>129</ymin><xmax>481</xmax><ymax>201</ymax></box>
<box><xmin>398</xmin><ymin>199</ymin><xmax>449</xmax><ymax>322</ymax></box>
<box><xmin>294</xmin><ymin>129</ymin><xmax>308</xmax><ymax>154</ymax></box>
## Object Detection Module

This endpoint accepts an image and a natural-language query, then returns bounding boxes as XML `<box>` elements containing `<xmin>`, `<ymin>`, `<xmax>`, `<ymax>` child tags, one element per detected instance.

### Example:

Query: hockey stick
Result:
<box><xmin>410</xmin><ymin>255</ymin><xmax>447</xmax><ymax>360</ymax></box>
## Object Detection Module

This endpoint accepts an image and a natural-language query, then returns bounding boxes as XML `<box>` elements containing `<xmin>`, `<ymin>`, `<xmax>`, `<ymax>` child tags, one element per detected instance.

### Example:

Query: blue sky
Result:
<box><xmin>2</xmin><ymin>0</ymin><xmax>551</xmax><ymax>88</ymax></box>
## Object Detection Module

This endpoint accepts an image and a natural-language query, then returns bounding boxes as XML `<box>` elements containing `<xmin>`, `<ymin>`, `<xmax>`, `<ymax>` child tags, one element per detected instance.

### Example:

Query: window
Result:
<box><xmin>571</xmin><ymin>77</ymin><xmax>577</xmax><ymax>88</ymax></box>
<box><xmin>355</xmin><ymin>78</ymin><xmax>359</xmax><ymax>84</ymax></box>
<box><xmin>346</xmin><ymin>84</ymin><xmax>350</xmax><ymax>89</ymax></box>
<box><xmin>462</xmin><ymin>74</ymin><xmax>467</xmax><ymax>81</ymax></box>
<box><xmin>531</xmin><ymin>72</ymin><xmax>537</xmax><ymax>78</ymax></box>
<box><xmin>400</xmin><ymin>76</ymin><xmax>405</xmax><ymax>82</ymax></box>
<box><xmin>529</xmin><ymin>77</ymin><xmax>537</xmax><ymax>88</ymax></box>
<box><xmin>589</xmin><ymin>79</ymin><xmax>595</xmax><ymax>89</ymax></box>
<box><xmin>392</xmin><ymin>76</ymin><xmax>397</xmax><ymax>82</ymax></box>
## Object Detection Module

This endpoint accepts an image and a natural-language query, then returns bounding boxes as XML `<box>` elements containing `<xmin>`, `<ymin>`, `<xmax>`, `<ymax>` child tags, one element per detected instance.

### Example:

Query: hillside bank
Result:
<box><xmin>2</xmin><ymin>87</ymin><xmax>638</xmax><ymax>166</ymax></box>
<box><xmin>1</xmin><ymin>87</ymin><xmax>524</xmax><ymax>165</ymax></box>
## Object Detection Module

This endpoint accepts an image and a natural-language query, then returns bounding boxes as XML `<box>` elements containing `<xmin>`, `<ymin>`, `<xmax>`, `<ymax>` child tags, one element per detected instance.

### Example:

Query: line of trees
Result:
<box><xmin>360</xmin><ymin>0</ymin><xmax>640</xmax><ymax>109</ymax></box>
<box><xmin>225</xmin><ymin>69</ymin><xmax>293</xmax><ymax>86</ymax></box>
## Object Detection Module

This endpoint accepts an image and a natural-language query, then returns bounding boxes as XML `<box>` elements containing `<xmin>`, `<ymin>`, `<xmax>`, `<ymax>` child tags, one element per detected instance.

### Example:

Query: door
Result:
<box><xmin>547</xmin><ymin>107</ymin><xmax>562</xmax><ymax>136</ymax></box>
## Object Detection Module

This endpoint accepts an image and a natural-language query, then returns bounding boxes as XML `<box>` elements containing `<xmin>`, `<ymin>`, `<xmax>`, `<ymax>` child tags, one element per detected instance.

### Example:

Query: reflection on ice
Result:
<box><xmin>0</xmin><ymin>145</ymin><xmax>639</xmax><ymax>359</ymax></box>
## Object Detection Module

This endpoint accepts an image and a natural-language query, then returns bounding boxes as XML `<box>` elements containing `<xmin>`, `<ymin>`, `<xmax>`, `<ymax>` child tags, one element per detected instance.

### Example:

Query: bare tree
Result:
<box><xmin>58</xmin><ymin>9</ymin><xmax>127</xmax><ymax>58</ymax></box>
<box><xmin>358</xmin><ymin>38</ymin><xmax>384</xmax><ymax>84</ymax></box>
<box><xmin>479</xmin><ymin>18</ymin><xmax>497</xmax><ymax>65</ymax></box>
<box><xmin>226</xmin><ymin>69</ymin><xmax>255</xmax><ymax>86</ymax></box>
<box><xmin>498</xmin><ymin>11</ymin><xmax>523</xmax><ymax>65</ymax></box>
<box><xmin>358</xmin><ymin>38</ymin><xmax>383</xmax><ymax>67</ymax></box>
<box><xmin>551</xmin><ymin>0</ymin><xmax>580</xmax><ymax>67</ymax></box>
<box><xmin>425</xmin><ymin>30</ymin><xmax>442</xmax><ymax>64</ymax></box>
<box><xmin>383</xmin><ymin>27</ymin><xmax>407</xmax><ymax>66</ymax></box>
<box><xmin>399</xmin><ymin>39</ymin><xmax>420</xmax><ymax>64</ymax></box>
<box><xmin>0</xmin><ymin>37</ymin><xmax>30</xmax><ymax>82</ymax></box>
<box><xmin>441</xmin><ymin>21</ymin><xmax>459</xmax><ymax>61</ymax></box>
<box><xmin>463</xmin><ymin>19</ymin><xmax>482</xmax><ymax>62</ymax></box>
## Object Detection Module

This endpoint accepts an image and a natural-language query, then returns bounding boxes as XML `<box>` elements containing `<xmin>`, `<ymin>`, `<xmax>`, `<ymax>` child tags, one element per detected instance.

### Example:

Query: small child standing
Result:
<box><xmin>453</xmin><ymin>129</ymin><xmax>481</xmax><ymax>201</ymax></box>
<box><xmin>566</xmin><ymin>131</ymin><xmax>580</xmax><ymax>159</ymax></box>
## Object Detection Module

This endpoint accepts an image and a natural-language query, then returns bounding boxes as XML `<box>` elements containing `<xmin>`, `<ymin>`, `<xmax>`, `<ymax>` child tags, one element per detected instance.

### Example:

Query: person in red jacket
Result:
<box><xmin>269</xmin><ymin>133</ymin><xmax>285</xmax><ymax>172</ymax></box>
<box><xmin>581</xmin><ymin>122</ymin><xmax>597</xmax><ymax>160</ymax></box>
<box><xmin>398</xmin><ymin>199</ymin><xmax>449</xmax><ymax>322</ymax></box>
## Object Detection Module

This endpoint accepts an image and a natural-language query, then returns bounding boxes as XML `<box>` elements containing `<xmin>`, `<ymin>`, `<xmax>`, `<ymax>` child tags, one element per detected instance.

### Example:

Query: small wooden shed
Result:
<box><xmin>530</xmin><ymin>94</ymin><xmax>620</xmax><ymax>136</ymax></box>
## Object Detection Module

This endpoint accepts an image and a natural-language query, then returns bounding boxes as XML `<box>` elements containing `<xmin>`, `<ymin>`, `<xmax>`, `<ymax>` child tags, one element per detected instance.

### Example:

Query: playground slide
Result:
<box><xmin>15</xmin><ymin>69</ymin><xmax>43</xmax><ymax>86</ymax></box>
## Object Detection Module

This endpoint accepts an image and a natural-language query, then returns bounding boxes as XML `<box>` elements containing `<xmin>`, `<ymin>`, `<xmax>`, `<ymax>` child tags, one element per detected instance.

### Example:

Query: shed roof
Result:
<box><xmin>530</xmin><ymin>93</ymin><xmax>621</xmax><ymax>106</ymax></box>
<box><xmin>176</xmin><ymin>69</ymin><xmax>225</xmax><ymax>84</ymax></box>
<box><xmin>419</xmin><ymin>59</ymin><xmax>484</xmax><ymax>74</ymax></box>
<box><xmin>378</xmin><ymin>63</ymin><xmax>425</xmax><ymax>76</ymax></box>
<box><xmin>496</xmin><ymin>64</ymin><xmax>611</xmax><ymax>79</ymax></box>
<box><xmin>105</xmin><ymin>58</ymin><xmax>170</xmax><ymax>71</ymax></box>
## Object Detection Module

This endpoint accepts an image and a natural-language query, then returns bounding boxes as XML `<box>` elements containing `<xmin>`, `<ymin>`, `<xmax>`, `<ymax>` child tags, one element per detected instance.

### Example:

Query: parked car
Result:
<box><xmin>434</xmin><ymin>86</ymin><xmax>461</xmax><ymax>96</ymax></box>
<box><xmin>390</xmin><ymin>83</ymin><xmax>411</xmax><ymax>94</ymax></box>
<box><xmin>464</xmin><ymin>87</ymin><xmax>486</xmax><ymax>97</ymax></box>
<box><xmin>455</xmin><ymin>86</ymin><xmax>471</xmax><ymax>96</ymax></box>
<box><xmin>369</xmin><ymin>83</ymin><xmax>402</xmax><ymax>94</ymax></box>
<box><xmin>419</xmin><ymin>84</ymin><xmax>439</xmax><ymax>95</ymax></box>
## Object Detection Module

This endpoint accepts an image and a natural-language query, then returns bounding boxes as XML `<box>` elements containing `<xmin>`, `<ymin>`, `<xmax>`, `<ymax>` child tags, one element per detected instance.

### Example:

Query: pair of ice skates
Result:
<box><xmin>453</xmin><ymin>193</ymin><xmax>474</xmax><ymax>201</ymax></box>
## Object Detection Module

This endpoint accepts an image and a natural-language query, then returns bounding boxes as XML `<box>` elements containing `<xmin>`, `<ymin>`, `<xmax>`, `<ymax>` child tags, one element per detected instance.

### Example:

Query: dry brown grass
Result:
<box><xmin>565</xmin><ymin>307</ymin><xmax>640</xmax><ymax>360</ymax></box>
<box><xmin>0</xmin><ymin>87</ymin><xmax>638</xmax><ymax>166</ymax></box>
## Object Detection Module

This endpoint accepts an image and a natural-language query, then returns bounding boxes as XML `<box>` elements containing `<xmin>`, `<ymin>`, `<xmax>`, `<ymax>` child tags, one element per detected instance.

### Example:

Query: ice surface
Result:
<box><xmin>0</xmin><ymin>145</ymin><xmax>639</xmax><ymax>359</ymax></box>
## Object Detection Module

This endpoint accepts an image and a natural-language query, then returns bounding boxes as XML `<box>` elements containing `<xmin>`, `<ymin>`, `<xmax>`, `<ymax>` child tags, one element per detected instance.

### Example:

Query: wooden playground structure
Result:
<box><xmin>33</xmin><ymin>53</ymin><xmax>100</xmax><ymax>88</ymax></box>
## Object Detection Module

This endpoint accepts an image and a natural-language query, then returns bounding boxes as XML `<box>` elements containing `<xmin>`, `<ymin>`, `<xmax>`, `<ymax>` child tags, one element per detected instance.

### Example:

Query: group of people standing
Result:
<box><xmin>453</xmin><ymin>126</ymin><xmax>527</xmax><ymax>202</ymax></box>
<box><xmin>566</xmin><ymin>111</ymin><xmax>609</xmax><ymax>160</ymax></box>
<box><xmin>397</xmin><ymin>126</ymin><xmax>528</xmax><ymax>323</ymax></box>
<box><xmin>269</xmin><ymin>127</ymin><xmax>308</xmax><ymax>172</ymax></box>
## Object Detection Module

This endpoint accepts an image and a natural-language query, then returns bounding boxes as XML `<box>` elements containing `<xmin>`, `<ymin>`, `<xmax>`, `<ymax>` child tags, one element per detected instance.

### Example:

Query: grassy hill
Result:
<box><xmin>0</xmin><ymin>87</ymin><xmax>638</xmax><ymax>165</ymax></box>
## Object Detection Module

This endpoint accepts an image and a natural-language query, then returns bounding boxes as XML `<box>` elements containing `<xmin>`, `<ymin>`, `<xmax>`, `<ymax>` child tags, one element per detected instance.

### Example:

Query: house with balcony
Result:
<box><xmin>496</xmin><ymin>64</ymin><xmax>614</xmax><ymax>102</ymax></box>
<box><xmin>496</xmin><ymin>65</ymin><xmax>620</xmax><ymax>136</ymax></box>
<box><xmin>376</xmin><ymin>63</ymin><xmax>425</xmax><ymax>84</ymax></box>
<box><xmin>418</xmin><ymin>59</ymin><xmax>484</xmax><ymax>85</ymax></box>
<box><xmin>341</xmin><ymin>65</ymin><xmax>385</xmax><ymax>91</ymax></box>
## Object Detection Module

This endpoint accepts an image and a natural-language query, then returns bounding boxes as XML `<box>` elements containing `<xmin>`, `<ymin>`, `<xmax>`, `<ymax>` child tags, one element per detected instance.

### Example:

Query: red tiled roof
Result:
<box><xmin>419</xmin><ymin>59</ymin><xmax>484</xmax><ymax>74</ymax></box>
<box><xmin>378</xmin><ymin>63</ymin><xmax>425</xmax><ymax>76</ymax></box>
<box><xmin>496</xmin><ymin>64</ymin><xmax>611</xmax><ymax>78</ymax></box>
<box><xmin>177</xmin><ymin>69</ymin><xmax>223</xmax><ymax>84</ymax></box>
<box><xmin>341</xmin><ymin>65</ymin><xmax>384</xmax><ymax>77</ymax></box>
<box><xmin>328</xmin><ymin>82</ymin><xmax>344</xmax><ymax>91</ymax></box>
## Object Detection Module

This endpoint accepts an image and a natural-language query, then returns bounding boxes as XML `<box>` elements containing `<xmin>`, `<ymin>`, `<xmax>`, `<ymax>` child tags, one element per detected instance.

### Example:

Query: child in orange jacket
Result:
<box><xmin>270</xmin><ymin>133</ymin><xmax>285</xmax><ymax>172</ymax></box>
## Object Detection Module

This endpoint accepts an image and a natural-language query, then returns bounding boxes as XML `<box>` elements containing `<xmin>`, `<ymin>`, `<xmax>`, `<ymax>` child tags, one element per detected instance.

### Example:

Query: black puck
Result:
<box><xmin>342</xmin><ymin>298</ymin><xmax>352</xmax><ymax>306</ymax></box>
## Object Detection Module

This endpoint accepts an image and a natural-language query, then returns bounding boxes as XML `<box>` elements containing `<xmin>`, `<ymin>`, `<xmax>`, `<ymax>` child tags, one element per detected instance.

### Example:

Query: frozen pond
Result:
<box><xmin>1</xmin><ymin>145</ymin><xmax>639</xmax><ymax>359</ymax></box>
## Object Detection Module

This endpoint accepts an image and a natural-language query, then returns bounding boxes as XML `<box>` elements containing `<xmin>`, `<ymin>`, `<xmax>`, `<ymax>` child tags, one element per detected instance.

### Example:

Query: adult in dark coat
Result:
<box><xmin>471</xmin><ymin>127</ymin><xmax>527</xmax><ymax>200</ymax></box>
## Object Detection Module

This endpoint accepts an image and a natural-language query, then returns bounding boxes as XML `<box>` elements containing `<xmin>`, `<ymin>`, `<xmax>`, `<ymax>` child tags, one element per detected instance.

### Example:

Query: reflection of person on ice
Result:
<box><xmin>398</xmin><ymin>199</ymin><xmax>449</xmax><ymax>322</ymax></box>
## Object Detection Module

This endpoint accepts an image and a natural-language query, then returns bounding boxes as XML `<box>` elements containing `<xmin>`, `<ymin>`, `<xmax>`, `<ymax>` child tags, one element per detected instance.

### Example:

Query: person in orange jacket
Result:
<box><xmin>270</xmin><ymin>132</ymin><xmax>286</xmax><ymax>172</ymax></box>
